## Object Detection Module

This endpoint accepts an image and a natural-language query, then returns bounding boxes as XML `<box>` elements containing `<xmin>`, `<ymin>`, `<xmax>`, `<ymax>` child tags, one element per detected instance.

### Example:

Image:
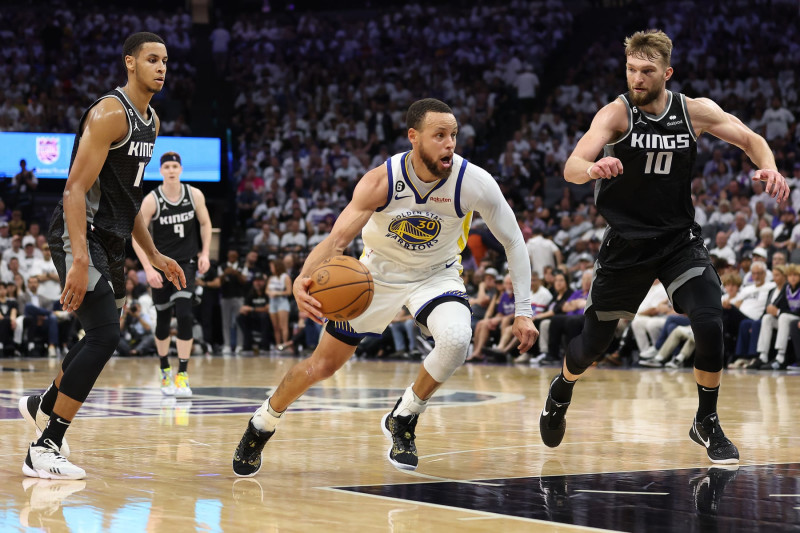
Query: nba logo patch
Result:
<box><xmin>36</xmin><ymin>136</ymin><xmax>60</xmax><ymax>164</ymax></box>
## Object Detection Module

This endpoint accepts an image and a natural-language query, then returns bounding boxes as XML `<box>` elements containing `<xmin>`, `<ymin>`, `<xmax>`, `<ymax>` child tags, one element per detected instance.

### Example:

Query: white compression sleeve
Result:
<box><xmin>462</xmin><ymin>169</ymin><xmax>532</xmax><ymax>317</ymax></box>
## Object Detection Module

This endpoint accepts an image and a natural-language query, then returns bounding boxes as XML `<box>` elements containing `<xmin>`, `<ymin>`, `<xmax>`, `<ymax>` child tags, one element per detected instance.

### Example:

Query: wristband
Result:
<box><xmin>586</xmin><ymin>165</ymin><xmax>594</xmax><ymax>178</ymax></box>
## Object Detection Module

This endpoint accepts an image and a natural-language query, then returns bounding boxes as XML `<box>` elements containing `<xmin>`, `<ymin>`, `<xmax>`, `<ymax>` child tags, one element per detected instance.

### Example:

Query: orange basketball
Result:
<box><xmin>308</xmin><ymin>255</ymin><xmax>374</xmax><ymax>321</ymax></box>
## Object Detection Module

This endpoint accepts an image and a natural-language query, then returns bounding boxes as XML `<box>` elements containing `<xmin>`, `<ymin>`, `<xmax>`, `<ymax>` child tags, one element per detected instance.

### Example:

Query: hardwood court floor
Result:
<box><xmin>0</xmin><ymin>354</ymin><xmax>798</xmax><ymax>532</ymax></box>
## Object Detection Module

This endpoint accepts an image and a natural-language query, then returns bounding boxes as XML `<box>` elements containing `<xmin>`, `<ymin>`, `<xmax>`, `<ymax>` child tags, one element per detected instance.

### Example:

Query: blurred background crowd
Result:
<box><xmin>0</xmin><ymin>0</ymin><xmax>798</xmax><ymax>370</ymax></box>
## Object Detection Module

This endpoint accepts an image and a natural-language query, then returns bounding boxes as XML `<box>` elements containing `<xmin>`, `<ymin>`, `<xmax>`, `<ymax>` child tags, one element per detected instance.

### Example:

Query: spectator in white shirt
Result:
<box><xmin>728</xmin><ymin>213</ymin><xmax>757</xmax><ymax>254</ymax></box>
<box><xmin>279</xmin><ymin>219</ymin><xmax>307</xmax><ymax>255</ymax></box>
<box><xmin>526</xmin><ymin>227</ymin><xmax>563</xmax><ymax>277</ymax></box>
<box><xmin>708</xmin><ymin>231</ymin><xmax>737</xmax><ymax>266</ymax></box>
<box><xmin>761</xmin><ymin>97</ymin><xmax>795</xmax><ymax>141</ymax></box>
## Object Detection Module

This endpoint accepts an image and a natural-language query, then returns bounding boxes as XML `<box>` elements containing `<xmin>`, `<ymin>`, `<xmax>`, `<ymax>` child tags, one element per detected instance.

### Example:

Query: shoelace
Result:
<box><xmin>40</xmin><ymin>440</ymin><xmax>68</xmax><ymax>462</ymax></box>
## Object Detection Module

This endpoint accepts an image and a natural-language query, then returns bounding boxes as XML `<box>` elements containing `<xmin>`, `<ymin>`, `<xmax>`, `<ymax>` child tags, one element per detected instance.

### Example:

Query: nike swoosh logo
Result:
<box><xmin>542</xmin><ymin>409</ymin><xmax>550</xmax><ymax>417</ymax></box>
<box><xmin>700</xmin><ymin>387</ymin><xmax>716</xmax><ymax>392</ymax></box>
<box><xmin>445</xmin><ymin>260</ymin><xmax>457</xmax><ymax>268</ymax></box>
<box><xmin>394</xmin><ymin>194</ymin><xmax>412</xmax><ymax>200</ymax></box>
<box><xmin>695</xmin><ymin>423</ymin><xmax>710</xmax><ymax>448</ymax></box>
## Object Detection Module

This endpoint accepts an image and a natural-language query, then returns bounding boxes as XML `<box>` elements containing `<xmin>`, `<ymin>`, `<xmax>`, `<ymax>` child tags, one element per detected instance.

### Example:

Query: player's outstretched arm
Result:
<box><xmin>293</xmin><ymin>166</ymin><xmax>388</xmax><ymax>323</ymax></box>
<box><xmin>564</xmin><ymin>99</ymin><xmax>628</xmax><ymax>184</ymax></box>
<box><xmin>468</xmin><ymin>170</ymin><xmax>539</xmax><ymax>351</ymax></box>
<box><xmin>60</xmin><ymin>99</ymin><xmax>129</xmax><ymax>311</ymax></box>
<box><xmin>688</xmin><ymin>96</ymin><xmax>789</xmax><ymax>202</ymax></box>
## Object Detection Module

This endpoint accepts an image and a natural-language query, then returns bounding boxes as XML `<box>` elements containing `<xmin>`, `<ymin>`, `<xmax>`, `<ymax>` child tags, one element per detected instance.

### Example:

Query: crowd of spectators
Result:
<box><xmin>1</xmin><ymin>0</ymin><xmax>799</xmax><ymax>369</ymax></box>
<box><xmin>0</xmin><ymin>4</ymin><xmax>196</xmax><ymax>135</ymax></box>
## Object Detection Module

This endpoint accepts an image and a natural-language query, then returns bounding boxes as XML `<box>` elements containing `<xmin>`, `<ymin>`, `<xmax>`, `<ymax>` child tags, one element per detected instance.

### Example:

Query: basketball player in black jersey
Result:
<box><xmin>132</xmin><ymin>152</ymin><xmax>212</xmax><ymax>398</ymax></box>
<box><xmin>17</xmin><ymin>33</ymin><xmax>186</xmax><ymax>480</ymax></box>
<box><xmin>539</xmin><ymin>30</ymin><xmax>789</xmax><ymax>464</ymax></box>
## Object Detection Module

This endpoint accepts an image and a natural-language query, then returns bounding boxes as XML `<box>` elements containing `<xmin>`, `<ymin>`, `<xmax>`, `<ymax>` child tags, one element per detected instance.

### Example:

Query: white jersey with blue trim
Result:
<box><xmin>360</xmin><ymin>151</ymin><xmax>533</xmax><ymax>316</ymax></box>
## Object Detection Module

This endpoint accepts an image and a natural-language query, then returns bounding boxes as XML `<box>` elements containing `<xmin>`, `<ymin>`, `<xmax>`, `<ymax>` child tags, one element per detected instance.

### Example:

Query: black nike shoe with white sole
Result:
<box><xmin>689</xmin><ymin>413</ymin><xmax>739</xmax><ymax>464</ymax></box>
<box><xmin>539</xmin><ymin>393</ymin><xmax>570</xmax><ymax>448</ymax></box>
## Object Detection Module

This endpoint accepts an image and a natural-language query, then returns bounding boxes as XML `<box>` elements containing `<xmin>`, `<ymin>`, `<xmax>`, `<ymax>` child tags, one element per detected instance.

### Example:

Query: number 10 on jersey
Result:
<box><xmin>644</xmin><ymin>151</ymin><xmax>673</xmax><ymax>174</ymax></box>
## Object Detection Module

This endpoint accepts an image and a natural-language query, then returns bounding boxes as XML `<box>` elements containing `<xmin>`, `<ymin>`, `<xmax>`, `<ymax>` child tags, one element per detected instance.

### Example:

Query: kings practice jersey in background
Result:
<box><xmin>150</xmin><ymin>183</ymin><xmax>200</xmax><ymax>263</ymax></box>
<box><xmin>597</xmin><ymin>90</ymin><xmax>697</xmax><ymax>240</ymax></box>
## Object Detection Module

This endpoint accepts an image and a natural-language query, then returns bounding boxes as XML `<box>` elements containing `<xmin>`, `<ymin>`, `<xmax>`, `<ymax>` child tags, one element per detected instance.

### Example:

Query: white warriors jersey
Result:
<box><xmin>361</xmin><ymin>150</ymin><xmax>533</xmax><ymax>315</ymax></box>
<box><xmin>361</xmin><ymin>151</ymin><xmax>476</xmax><ymax>282</ymax></box>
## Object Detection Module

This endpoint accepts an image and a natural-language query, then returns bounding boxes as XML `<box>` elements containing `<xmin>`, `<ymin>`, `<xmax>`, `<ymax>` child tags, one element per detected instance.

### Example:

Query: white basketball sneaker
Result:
<box><xmin>18</xmin><ymin>395</ymin><xmax>71</xmax><ymax>458</ymax></box>
<box><xmin>23</xmin><ymin>439</ymin><xmax>86</xmax><ymax>480</ymax></box>
<box><xmin>160</xmin><ymin>367</ymin><xmax>175</xmax><ymax>396</ymax></box>
<box><xmin>174</xmin><ymin>371</ymin><xmax>192</xmax><ymax>398</ymax></box>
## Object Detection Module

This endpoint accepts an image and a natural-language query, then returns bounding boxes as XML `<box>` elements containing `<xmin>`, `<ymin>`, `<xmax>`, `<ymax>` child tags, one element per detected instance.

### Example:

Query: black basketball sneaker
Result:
<box><xmin>381</xmin><ymin>398</ymin><xmax>419</xmax><ymax>470</ymax></box>
<box><xmin>232</xmin><ymin>419</ymin><xmax>274</xmax><ymax>477</ymax></box>
<box><xmin>689</xmin><ymin>413</ymin><xmax>739</xmax><ymax>464</ymax></box>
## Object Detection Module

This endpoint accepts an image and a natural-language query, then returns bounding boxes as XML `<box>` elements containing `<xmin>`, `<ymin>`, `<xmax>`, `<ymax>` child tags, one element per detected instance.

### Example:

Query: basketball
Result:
<box><xmin>308</xmin><ymin>256</ymin><xmax>374</xmax><ymax>321</ymax></box>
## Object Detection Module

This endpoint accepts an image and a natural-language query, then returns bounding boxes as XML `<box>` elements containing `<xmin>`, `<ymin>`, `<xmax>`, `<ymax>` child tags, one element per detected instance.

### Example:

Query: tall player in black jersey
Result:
<box><xmin>17</xmin><ymin>33</ymin><xmax>186</xmax><ymax>480</ymax></box>
<box><xmin>539</xmin><ymin>30</ymin><xmax>789</xmax><ymax>464</ymax></box>
<box><xmin>133</xmin><ymin>152</ymin><xmax>212</xmax><ymax>398</ymax></box>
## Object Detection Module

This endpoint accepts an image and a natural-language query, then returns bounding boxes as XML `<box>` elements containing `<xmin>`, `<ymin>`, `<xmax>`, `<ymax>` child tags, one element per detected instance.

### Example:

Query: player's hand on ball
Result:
<box><xmin>294</xmin><ymin>276</ymin><xmax>324</xmax><ymax>324</ymax></box>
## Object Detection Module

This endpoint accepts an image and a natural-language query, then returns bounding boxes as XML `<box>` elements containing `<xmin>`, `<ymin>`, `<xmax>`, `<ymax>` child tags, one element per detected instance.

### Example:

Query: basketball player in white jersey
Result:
<box><xmin>233</xmin><ymin>98</ymin><xmax>538</xmax><ymax>476</ymax></box>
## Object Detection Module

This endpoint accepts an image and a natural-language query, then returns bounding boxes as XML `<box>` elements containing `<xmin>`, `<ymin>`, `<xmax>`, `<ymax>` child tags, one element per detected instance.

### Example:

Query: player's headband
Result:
<box><xmin>160</xmin><ymin>152</ymin><xmax>181</xmax><ymax>166</ymax></box>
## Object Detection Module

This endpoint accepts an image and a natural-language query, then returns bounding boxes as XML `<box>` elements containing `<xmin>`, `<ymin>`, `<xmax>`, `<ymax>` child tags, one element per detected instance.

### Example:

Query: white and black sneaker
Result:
<box><xmin>23</xmin><ymin>439</ymin><xmax>86</xmax><ymax>480</ymax></box>
<box><xmin>689</xmin><ymin>413</ymin><xmax>739</xmax><ymax>464</ymax></box>
<box><xmin>18</xmin><ymin>396</ymin><xmax>71</xmax><ymax>458</ymax></box>
<box><xmin>19</xmin><ymin>477</ymin><xmax>86</xmax><ymax>528</ymax></box>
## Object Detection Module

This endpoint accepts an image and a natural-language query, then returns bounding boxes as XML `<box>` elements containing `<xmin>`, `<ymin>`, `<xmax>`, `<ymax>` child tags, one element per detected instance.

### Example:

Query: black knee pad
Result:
<box><xmin>176</xmin><ymin>298</ymin><xmax>194</xmax><ymax>341</ymax></box>
<box><xmin>59</xmin><ymin>322</ymin><xmax>121</xmax><ymax>403</ymax></box>
<box><xmin>564</xmin><ymin>310</ymin><xmax>618</xmax><ymax>375</ymax></box>
<box><xmin>689</xmin><ymin>307</ymin><xmax>724</xmax><ymax>373</ymax></box>
<box><xmin>155</xmin><ymin>308</ymin><xmax>172</xmax><ymax>340</ymax></box>
<box><xmin>672</xmin><ymin>267</ymin><xmax>724</xmax><ymax>373</ymax></box>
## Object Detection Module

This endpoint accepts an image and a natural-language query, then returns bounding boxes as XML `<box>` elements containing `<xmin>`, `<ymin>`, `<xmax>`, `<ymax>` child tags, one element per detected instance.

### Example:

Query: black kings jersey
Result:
<box><xmin>150</xmin><ymin>183</ymin><xmax>200</xmax><ymax>263</ymax></box>
<box><xmin>596</xmin><ymin>90</ymin><xmax>697</xmax><ymax>240</ymax></box>
<box><xmin>67</xmin><ymin>87</ymin><xmax>156</xmax><ymax>239</ymax></box>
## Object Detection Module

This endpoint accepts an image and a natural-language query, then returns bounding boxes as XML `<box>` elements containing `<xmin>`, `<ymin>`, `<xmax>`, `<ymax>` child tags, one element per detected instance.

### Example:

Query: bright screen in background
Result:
<box><xmin>0</xmin><ymin>132</ymin><xmax>222</xmax><ymax>182</ymax></box>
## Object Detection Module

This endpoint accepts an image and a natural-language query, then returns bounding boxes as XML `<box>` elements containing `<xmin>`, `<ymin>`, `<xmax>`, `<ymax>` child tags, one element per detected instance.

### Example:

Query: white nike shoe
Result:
<box><xmin>18</xmin><ymin>396</ymin><xmax>71</xmax><ymax>458</ymax></box>
<box><xmin>23</xmin><ymin>439</ymin><xmax>86</xmax><ymax>480</ymax></box>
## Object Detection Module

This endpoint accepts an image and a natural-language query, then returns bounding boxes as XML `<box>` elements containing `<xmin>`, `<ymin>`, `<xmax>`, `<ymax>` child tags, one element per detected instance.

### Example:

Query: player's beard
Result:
<box><xmin>418</xmin><ymin>145</ymin><xmax>452</xmax><ymax>180</ymax></box>
<box><xmin>628</xmin><ymin>80</ymin><xmax>663</xmax><ymax>107</ymax></box>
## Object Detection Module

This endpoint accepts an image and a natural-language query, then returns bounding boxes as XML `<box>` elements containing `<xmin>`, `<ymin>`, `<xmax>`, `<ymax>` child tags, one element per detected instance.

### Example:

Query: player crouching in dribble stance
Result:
<box><xmin>232</xmin><ymin>98</ymin><xmax>538</xmax><ymax>476</ymax></box>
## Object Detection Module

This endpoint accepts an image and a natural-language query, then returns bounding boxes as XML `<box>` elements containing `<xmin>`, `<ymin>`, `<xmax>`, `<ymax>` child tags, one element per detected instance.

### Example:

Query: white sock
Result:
<box><xmin>252</xmin><ymin>397</ymin><xmax>283</xmax><ymax>432</ymax></box>
<box><xmin>392</xmin><ymin>384</ymin><xmax>428</xmax><ymax>418</ymax></box>
<box><xmin>776</xmin><ymin>351</ymin><xmax>785</xmax><ymax>364</ymax></box>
